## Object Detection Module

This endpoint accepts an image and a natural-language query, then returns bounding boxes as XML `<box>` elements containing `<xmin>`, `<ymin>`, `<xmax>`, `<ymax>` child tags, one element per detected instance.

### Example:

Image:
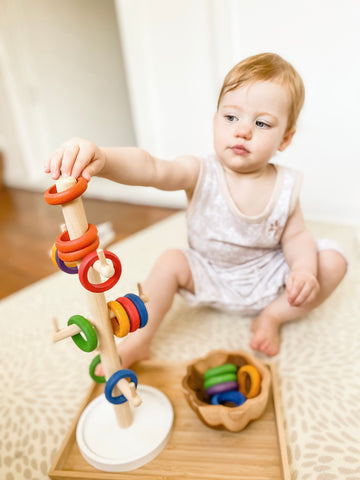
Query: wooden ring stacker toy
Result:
<box><xmin>203</xmin><ymin>372</ymin><xmax>238</xmax><ymax>391</ymax></box>
<box><xmin>105</xmin><ymin>369</ymin><xmax>138</xmax><ymax>404</ymax></box>
<box><xmin>44</xmin><ymin>176</ymin><xmax>88</xmax><ymax>205</ymax></box>
<box><xmin>116</xmin><ymin>297</ymin><xmax>140</xmax><ymax>332</ymax></box>
<box><xmin>108</xmin><ymin>301</ymin><xmax>130</xmax><ymax>337</ymax></box>
<box><xmin>238</xmin><ymin>364</ymin><xmax>261</xmax><ymax>399</ymax></box>
<box><xmin>125</xmin><ymin>293</ymin><xmax>148</xmax><ymax>328</ymax></box>
<box><xmin>210</xmin><ymin>390</ymin><xmax>247</xmax><ymax>407</ymax></box>
<box><xmin>67</xmin><ymin>315</ymin><xmax>98</xmax><ymax>352</ymax></box>
<box><xmin>79</xmin><ymin>250</ymin><xmax>122</xmax><ymax>293</ymax></box>
<box><xmin>45</xmin><ymin>176</ymin><xmax>174</xmax><ymax>471</ymax></box>
<box><xmin>55</xmin><ymin>223</ymin><xmax>98</xmax><ymax>252</ymax></box>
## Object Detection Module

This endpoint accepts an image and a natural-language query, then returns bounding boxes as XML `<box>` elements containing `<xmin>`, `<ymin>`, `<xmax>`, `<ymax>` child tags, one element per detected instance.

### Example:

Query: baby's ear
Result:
<box><xmin>278</xmin><ymin>128</ymin><xmax>296</xmax><ymax>152</ymax></box>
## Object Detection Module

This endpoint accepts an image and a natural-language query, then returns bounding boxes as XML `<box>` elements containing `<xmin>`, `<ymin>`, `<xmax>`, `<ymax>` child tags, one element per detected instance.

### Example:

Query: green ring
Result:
<box><xmin>203</xmin><ymin>363</ymin><xmax>237</xmax><ymax>380</ymax></box>
<box><xmin>68</xmin><ymin>315</ymin><xmax>98</xmax><ymax>352</ymax></box>
<box><xmin>89</xmin><ymin>354</ymin><xmax>106</xmax><ymax>383</ymax></box>
<box><xmin>203</xmin><ymin>372</ymin><xmax>238</xmax><ymax>390</ymax></box>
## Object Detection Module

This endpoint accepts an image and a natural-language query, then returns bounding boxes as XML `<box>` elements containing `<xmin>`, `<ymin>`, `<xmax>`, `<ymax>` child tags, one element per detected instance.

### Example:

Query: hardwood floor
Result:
<box><xmin>0</xmin><ymin>187</ymin><xmax>177</xmax><ymax>299</ymax></box>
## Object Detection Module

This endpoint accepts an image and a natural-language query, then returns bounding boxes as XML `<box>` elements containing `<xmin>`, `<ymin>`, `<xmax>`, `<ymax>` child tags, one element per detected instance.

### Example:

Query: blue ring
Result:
<box><xmin>104</xmin><ymin>369</ymin><xmax>138</xmax><ymax>405</ymax></box>
<box><xmin>125</xmin><ymin>294</ymin><xmax>148</xmax><ymax>328</ymax></box>
<box><xmin>210</xmin><ymin>390</ymin><xmax>247</xmax><ymax>406</ymax></box>
<box><xmin>55</xmin><ymin>249</ymin><xmax>78</xmax><ymax>274</ymax></box>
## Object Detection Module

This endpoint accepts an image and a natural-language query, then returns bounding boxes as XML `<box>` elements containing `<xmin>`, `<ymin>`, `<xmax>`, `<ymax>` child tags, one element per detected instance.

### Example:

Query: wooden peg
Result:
<box><xmin>117</xmin><ymin>379</ymin><xmax>143</xmax><ymax>407</ymax></box>
<box><xmin>137</xmin><ymin>283</ymin><xmax>149</xmax><ymax>303</ymax></box>
<box><xmin>92</xmin><ymin>248</ymin><xmax>115</xmax><ymax>278</ymax></box>
<box><xmin>53</xmin><ymin>323</ymin><xmax>82</xmax><ymax>343</ymax></box>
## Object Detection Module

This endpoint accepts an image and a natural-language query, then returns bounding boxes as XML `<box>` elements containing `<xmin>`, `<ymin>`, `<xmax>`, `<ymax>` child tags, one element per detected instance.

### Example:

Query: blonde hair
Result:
<box><xmin>217</xmin><ymin>53</ymin><xmax>305</xmax><ymax>133</ymax></box>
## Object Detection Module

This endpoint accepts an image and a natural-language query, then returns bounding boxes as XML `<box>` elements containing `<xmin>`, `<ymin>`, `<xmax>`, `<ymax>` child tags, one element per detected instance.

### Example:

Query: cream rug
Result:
<box><xmin>0</xmin><ymin>211</ymin><xmax>359</xmax><ymax>479</ymax></box>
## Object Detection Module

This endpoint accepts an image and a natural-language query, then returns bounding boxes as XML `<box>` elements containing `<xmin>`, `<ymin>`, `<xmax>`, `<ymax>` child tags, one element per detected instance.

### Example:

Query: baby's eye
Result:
<box><xmin>224</xmin><ymin>114</ymin><xmax>238</xmax><ymax>123</ymax></box>
<box><xmin>256</xmin><ymin>120</ymin><xmax>271</xmax><ymax>129</ymax></box>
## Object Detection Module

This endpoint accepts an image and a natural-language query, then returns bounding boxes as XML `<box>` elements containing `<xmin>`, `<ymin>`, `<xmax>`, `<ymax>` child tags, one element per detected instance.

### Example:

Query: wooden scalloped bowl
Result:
<box><xmin>182</xmin><ymin>350</ymin><xmax>271</xmax><ymax>432</ymax></box>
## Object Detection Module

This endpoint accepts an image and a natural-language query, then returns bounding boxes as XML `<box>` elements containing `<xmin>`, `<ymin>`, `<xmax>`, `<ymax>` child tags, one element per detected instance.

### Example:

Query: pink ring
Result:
<box><xmin>79</xmin><ymin>250</ymin><xmax>122</xmax><ymax>293</ymax></box>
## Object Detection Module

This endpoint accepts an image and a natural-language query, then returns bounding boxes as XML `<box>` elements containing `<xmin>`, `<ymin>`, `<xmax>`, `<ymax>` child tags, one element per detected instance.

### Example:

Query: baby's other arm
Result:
<box><xmin>280</xmin><ymin>202</ymin><xmax>320</xmax><ymax>307</ymax></box>
<box><xmin>44</xmin><ymin>138</ymin><xmax>200</xmax><ymax>196</ymax></box>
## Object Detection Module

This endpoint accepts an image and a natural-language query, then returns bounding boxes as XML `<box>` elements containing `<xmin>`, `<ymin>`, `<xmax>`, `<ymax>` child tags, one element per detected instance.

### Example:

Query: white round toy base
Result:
<box><xmin>76</xmin><ymin>385</ymin><xmax>174</xmax><ymax>472</ymax></box>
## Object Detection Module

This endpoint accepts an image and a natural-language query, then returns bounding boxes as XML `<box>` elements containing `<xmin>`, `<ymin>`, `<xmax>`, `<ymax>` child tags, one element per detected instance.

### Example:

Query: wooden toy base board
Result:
<box><xmin>49</xmin><ymin>361</ymin><xmax>290</xmax><ymax>480</ymax></box>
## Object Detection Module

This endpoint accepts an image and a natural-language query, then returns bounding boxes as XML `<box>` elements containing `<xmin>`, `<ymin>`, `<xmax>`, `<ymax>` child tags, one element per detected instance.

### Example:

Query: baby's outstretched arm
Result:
<box><xmin>44</xmin><ymin>138</ymin><xmax>200</xmax><ymax>194</ymax></box>
<box><xmin>281</xmin><ymin>202</ymin><xmax>320</xmax><ymax>307</ymax></box>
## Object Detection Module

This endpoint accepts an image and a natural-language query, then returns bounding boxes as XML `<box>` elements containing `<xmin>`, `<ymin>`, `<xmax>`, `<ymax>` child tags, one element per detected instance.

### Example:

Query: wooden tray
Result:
<box><xmin>49</xmin><ymin>360</ymin><xmax>290</xmax><ymax>479</ymax></box>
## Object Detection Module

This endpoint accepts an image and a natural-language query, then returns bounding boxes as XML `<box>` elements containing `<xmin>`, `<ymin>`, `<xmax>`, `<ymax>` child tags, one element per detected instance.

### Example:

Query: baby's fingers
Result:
<box><xmin>45</xmin><ymin>147</ymin><xmax>65</xmax><ymax>179</ymax></box>
<box><xmin>60</xmin><ymin>143</ymin><xmax>80</xmax><ymax>177</ymax></box>
<box><xmin>71</xmin><ymin>143</ymin><xmax>97</xmax><ymax>180</ymax></box>
<box><xmin>291</xmin><ymin>282</ymin><xmax>318</xmax><ymax>307</ymax></box>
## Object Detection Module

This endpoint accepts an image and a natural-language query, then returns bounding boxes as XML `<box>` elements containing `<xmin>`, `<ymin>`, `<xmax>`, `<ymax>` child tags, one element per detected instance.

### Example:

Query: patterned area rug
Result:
<box><xmin>0</xmin><ymin>212</ymin><xmax>359</xmax><ymax>479</ymax></box>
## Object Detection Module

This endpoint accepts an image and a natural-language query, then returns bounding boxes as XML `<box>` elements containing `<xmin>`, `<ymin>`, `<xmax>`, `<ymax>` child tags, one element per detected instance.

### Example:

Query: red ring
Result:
<box><xmin>55</xmin><ymin>224</ymin><xmax>98</xmax><ymax>253</ymax></box>
<box><xmin>116</xmin><ymin>297</ymin><xmax>141</xmax><ymax>332</ymax></box>
<box><xmin>58</xmin><ymin>237</ymin><xmax>100</xmax><ymax>262</ymax></box>
<box><xmin>79</xmin><ymin>250</ymin><xmax>122</xmax><ymax>293</ymax></box>
<box><xmin>44</xmin><ymin>177</ymin><xmax>88</xmax><ymax>205</ymax></box>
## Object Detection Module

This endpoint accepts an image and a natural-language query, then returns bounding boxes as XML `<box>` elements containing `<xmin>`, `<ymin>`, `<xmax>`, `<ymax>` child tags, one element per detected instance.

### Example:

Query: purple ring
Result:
<box><xmin>55</xmin><ymin>249</ymin><xmax>78</xmax><ymax>274</ymax></box>
<box><xmin>206</xmin><ymin>380</ymin><xmax>238</xmax><ymax>397</ymax></box>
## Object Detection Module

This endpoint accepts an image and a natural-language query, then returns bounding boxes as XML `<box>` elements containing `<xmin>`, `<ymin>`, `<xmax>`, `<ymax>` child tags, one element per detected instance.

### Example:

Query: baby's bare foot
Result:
<box><xmin>250</xmin><ymin>313</ymin><xmax>281</xmax><ymax>357</ymax></box>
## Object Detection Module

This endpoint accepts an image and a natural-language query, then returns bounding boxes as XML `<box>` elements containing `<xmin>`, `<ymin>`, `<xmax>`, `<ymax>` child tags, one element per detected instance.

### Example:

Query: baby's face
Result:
<box><xmin>213</xmin><ymin>81</ymin><xmax>294</xmax><ymax>174</ymax></box>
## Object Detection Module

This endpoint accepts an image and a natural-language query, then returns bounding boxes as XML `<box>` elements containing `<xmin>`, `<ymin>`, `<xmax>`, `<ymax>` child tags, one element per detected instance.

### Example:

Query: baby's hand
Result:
<box><xmin>44</xmin><ymin>137</ymin><xmax>105</xmax><ymax>181</ymax></box>
<box><xmin>286</xmin><ymin>269</ymin><xmax>320</xmax><ymax>307</ymax></box>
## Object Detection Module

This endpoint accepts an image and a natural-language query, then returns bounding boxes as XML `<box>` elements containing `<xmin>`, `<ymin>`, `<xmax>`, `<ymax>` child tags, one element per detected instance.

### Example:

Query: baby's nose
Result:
<box><xmin>234</xmin><ymin>121</ymin><xmax>252</xmax><ymax>140</ymax></box>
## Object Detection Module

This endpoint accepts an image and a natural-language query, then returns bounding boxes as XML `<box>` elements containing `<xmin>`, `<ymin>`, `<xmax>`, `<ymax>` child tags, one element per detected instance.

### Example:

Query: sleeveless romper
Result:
<box><xmin>179</xmin><ymin>155</ymin><xmax>343</xmax><ymax>315</ymax></box>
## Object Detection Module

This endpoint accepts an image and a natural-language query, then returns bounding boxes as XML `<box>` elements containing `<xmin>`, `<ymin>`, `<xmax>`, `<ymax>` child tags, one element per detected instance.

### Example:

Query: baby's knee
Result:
<box><xmin>156</xmin><ymin>249</ymin><xmax>193</xmax><ymax>289</ymax></box>
<box><xmin>319</xmin><ymin>249</ymin><xmax>347</xmax><ymax>283</ymax></box>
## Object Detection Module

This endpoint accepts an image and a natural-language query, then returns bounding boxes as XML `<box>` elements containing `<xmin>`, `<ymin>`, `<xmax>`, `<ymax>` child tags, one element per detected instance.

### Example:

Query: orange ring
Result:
<box><xmin>55</xmin><ymin>224</ymin><xmax>98</xmax><ymax>253</ymax></box>
<box><xmin>238</xmin><ymin>364</ymin><xmax>261</xmax><ymax>399</ymax></box>
<box><xmin>108</xmin><ymin>301</ymin><xmax>130</xmax><ymax>337</ymax></box>
<box><xmin>44</xmin><ymin>177</ymin><xmax>88</xmax><ymax>205</ymax></box>
<box><xmin>57</xmin><ymin>237</ymin><xmax>100</xmax><ymax>262</ymax></box>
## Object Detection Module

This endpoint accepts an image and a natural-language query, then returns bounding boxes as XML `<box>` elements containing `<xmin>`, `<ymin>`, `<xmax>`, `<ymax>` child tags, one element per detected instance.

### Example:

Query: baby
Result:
<box><xmin>45</xmin><ymin>52</ymin><xmax>347</xmax><ymax>366</ymax></box>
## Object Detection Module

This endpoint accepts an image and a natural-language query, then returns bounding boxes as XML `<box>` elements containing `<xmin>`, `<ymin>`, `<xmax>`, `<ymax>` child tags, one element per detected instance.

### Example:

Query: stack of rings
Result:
<box><xmin>51</xmin><ymin>244</ymin><xmax>78</xmax><ymax>274</ymax></box>
<box><xmin>105</xmin><ymin>369</ymin><xmax>138</xmax><ymax>405</ymax></box>
<box><xmin>55</xmin><ymin>223</ymin><xmax>99</xmax><ymax>263</ymax></box>
<box><xmin>108</xmin><ymin>294</ymin><xmax>148</xmax><ymax>338</ymax></box>
<box><xmin>203</xmin><ymin>362</ymin><xmax>262</xmax><ymax>406</ymax></box>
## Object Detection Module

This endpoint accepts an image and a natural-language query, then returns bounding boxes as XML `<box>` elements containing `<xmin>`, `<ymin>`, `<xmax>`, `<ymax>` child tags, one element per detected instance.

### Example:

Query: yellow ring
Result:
<box><xmin>238</xmin><ymin>364</ymin><xmax>261</xmax><ymax>399</ymax></box>
<box><xmin>108</xmin><ymin>301</ymin><xmax>130</xmax><ymax>338</ymax></box>
<box><xmin>51</xmin><ymin>244</ymin><xmax>78</xmax><ymax>268</ymax></box>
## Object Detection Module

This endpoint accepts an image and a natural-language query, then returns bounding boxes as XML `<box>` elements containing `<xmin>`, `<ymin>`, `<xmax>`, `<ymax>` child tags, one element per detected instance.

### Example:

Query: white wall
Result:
<box><xmin>0</xmin><ymin>0</ymin><xmax>135</xmax><ymax>185</ymax></box>
<box><xmin>1</xmin><ymin>0</ymin><xmax>359</xmax><ymax>224</ymax></box>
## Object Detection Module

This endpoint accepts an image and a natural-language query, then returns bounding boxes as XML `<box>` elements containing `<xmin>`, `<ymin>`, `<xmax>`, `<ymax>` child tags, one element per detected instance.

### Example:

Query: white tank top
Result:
<box><xmin>180</xmin><ymin>155</ymin><xmax>303</xmax><ymax>313</ymax></box>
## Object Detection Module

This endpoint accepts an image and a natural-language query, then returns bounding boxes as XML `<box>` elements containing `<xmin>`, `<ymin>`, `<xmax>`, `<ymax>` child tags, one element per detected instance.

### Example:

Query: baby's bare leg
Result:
<box><xmin>250</xmin><ymin>250</ymin><xmax>347</xmax><ymax>356</ymax></box>
<box><xmin>103</xmin><ymin>249</ymin><xmax>194</xmax><ymax>370</ymax></box>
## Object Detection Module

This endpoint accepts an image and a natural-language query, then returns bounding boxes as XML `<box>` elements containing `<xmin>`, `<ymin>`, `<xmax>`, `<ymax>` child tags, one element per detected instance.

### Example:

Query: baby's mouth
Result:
<box><xmin>230</xmin><ymin>145</ymin><xmax>249</xmax><ymax>155</ymax></box>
